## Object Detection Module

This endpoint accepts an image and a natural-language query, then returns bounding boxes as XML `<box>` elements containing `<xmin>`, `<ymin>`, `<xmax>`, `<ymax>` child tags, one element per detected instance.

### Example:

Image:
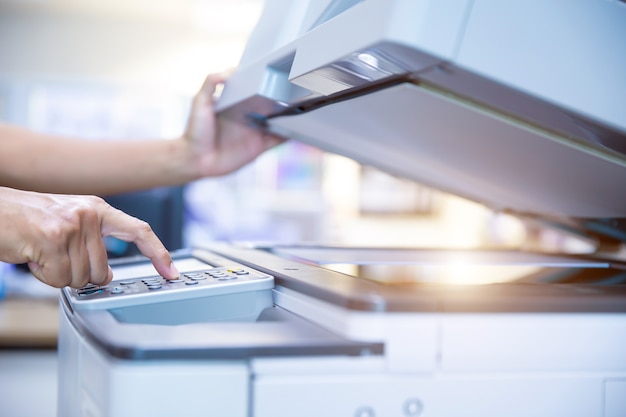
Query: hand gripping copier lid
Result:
<box><xmin>58</xmin><ymin>1</ymin><xmax>626</xmax><ymax>416</ymax></box>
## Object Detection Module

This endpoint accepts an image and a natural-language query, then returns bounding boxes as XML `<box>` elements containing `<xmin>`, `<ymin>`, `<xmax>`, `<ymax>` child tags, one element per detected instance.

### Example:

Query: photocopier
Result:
<box><xmin>57</xmin><ymin>1</ymin><xmax>626</xmax><ymax>416</ymax></box>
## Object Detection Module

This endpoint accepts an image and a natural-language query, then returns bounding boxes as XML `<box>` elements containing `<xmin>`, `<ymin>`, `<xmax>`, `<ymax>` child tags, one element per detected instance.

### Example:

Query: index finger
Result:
<box><xmin>198</xmin><ymin>71</ymin><xmax>230</xmax><ymax>103</ymax></box>
<box><xmin>100</xmin><ymin>206</ymin><xmax>179</xmax><ymax>279</ymax></box>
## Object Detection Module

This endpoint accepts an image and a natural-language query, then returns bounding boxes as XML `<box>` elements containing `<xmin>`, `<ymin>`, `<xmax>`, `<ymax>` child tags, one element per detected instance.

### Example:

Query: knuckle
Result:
<box><xmin>136</xmin><ymin>219</ymin><xmax>154</xmax><ymax>236</ymax></box>
<box><xmin>40</xmin><ymin>220</ymin><xmax>74</xmax><ymax>242</ymax></box>
<box><xmin>50</xmin><ymin>197</ymin><xmax>104</xmax><ymax>232</ymax></box>
<box><xmin>85</xmin><ymin>195</ymin><xmax>106</xmax><ymax>208</ymax></box>
<box><xmin>73</xmin><ymin>196</ymin><xmax>104</xmax><ymax>215</ymax></box>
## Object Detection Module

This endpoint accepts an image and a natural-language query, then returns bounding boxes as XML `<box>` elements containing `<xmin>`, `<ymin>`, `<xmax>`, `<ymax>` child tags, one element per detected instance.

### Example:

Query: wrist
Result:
<box><xmin>168</xmin><ymin>136</ymin><xmax>215</xmax><ymax>183</ymax></box>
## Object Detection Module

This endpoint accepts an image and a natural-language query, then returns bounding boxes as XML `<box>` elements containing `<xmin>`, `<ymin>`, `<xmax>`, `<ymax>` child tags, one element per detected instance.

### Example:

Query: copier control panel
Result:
<box><xmin>63</xmin><ymin>255</ymin><xmax>274</xmax><ymax>311</ymax></box>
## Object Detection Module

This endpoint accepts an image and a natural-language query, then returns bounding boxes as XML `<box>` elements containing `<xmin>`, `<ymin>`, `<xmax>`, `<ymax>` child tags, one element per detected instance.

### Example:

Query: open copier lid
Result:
<box><xmin>217</xmin><ymin>0</ymin><xmax>626</xmax><ymax>247</ymax></box>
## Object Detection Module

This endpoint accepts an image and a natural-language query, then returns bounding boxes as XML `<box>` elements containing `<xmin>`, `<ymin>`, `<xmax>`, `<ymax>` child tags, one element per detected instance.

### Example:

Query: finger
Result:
<box><xmin>60</xmin><ymin>203</ymin><xmax>108</xmax><ymax>288</ymax></box>
<box><xmin>81</xmin><ymin>212</ymin><xmax>113</xmax><ymax>286</ymax></box>
<box><xmin>67</xmin><ymin>236</ymin><xmax>91</xmax><ymax>289</ymax></box>
<box><xmin>198</xmin><ymin>72</ymin><xmax>227</xmax><ymax>103</ymax></box>
<box><xmin>61</xmin><ymin>214</ymin><xmax>96</xmax><ymax>288</ymax></box>
<box><xmin>100</xmin><ymin>206</ymin><xmax>179</xmax><ymax>279</ymax></box>
<box><xmin>18</xmin><ymin>212</ymin><xmax>81</xmax><ymax>288</ymax></box>
<box><xmin>28</xmin><ymin>251</ymin><xmax>73</xmax><ymax>289</ymax></box>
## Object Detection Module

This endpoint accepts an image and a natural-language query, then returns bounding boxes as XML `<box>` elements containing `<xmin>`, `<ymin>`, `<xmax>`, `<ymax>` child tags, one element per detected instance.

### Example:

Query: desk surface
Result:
<box><xmin>0</xmin><ymin>265</ymin><xmax>59</xmax><ymax>348</ymax></box>
<box><xmin>0</xmin><ymin>297</ymin><xmax>59</xmax><ymax>348</ymax></box>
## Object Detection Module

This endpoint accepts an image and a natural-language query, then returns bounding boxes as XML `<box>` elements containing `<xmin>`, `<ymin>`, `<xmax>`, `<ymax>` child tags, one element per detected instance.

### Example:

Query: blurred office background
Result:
<box><xmin>0</xmin><ymin>0</ymin><xmax>529</xmax><ymax>255</ymax></box>
<box><xmin>0</xmin><ymin>1</ymin><xmax>589</xmax><ymax>416</ymax></box>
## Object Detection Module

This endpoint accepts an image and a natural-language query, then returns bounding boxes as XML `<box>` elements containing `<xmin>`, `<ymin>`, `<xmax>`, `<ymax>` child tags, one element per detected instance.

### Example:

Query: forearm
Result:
<box><xmin>0</xmin><ymin>71</ymin><xmax>283</xmax><ymax>195</ymax></box>
<box><xmin>0</xmin><ymin>123</ymin><xmax>202</xmax><ymax>195</ymax></box>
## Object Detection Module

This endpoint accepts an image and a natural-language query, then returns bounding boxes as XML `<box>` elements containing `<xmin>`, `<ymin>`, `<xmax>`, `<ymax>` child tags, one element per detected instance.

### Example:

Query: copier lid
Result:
<box><xmin>217</xmin><ymin>0</ymin><xmax>626</xmax><ymax>243</ymax></box>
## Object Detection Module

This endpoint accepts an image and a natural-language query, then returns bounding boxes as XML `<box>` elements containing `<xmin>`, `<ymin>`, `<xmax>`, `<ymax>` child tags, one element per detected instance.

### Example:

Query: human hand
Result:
<box><xmin>182</xmin><ymin>72</ymin><xmax>285</xmax><ymax>178</ymax></box>
<box><xmin>0</xmin><ymin>187</ymin><xmax>179</xmax><ymax>288</ymax></box>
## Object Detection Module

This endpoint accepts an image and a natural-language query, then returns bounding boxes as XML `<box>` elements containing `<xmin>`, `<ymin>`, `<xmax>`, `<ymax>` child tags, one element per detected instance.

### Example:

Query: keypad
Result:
<box><xmin>73</xmin><ymin>267</ymin><xmax>262</xmax><ymax>299</ymax></box>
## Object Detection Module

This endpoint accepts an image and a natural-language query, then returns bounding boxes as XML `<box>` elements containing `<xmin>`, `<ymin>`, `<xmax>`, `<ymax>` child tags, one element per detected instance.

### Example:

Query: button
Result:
<box><xmin>235</xmin><ymin>271</ymin><xmax>249</xmax><ymax>275</ymax></box>
<box><xmin>118</xmin><ymin>280</ymin><xmax>135</xmax><ymax>285</ymax></box>
<box><xmin>189</xmin><ymin>275</ymin><xmax>206</xmax><ymax>281</ymax></box>
<box><xmin>218</xmin><ymin>276</ymin><xmax>237</xmax><ymax>281</ymax></box>
<box><xmin>146</xmin><ymin>284</ymin><xmax>162</xmax><ymax>290</ymax></box>
<box><xmin>354</xmin><ymin>406</ymin><xmax>375</xmax><ymax>417</ymax></box>
<box><xmin>166</xmin><ymin>279</ymin><xmax>184</xmax><ymax>283</ymax></box>
<box><xmin>110</xmin><ymin>287</ymin><xmax>125</xmax><ymax>294</ymax></box>
<box><xmin>403</xmin><ymin>399</ymin><xmax>423</xmax><ymax>416</ymax></box>
<box><xmin>77</xmin><ymin>288</ymin><xmax>103</xmax><ymax>296</ymax></box>
<box><xmin>185</xmin><ymin>281</ymin><xmax>199</xmax><ymax>285</ymax></box>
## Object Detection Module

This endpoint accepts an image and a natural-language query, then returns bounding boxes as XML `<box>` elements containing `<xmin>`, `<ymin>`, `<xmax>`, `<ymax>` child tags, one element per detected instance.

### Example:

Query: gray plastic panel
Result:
<box><xmin>61</xmin><ymin>293</ymin><xmax>383</xmax><ymax>360</ymax></box>
<box><xmin>203</xmin><ymin>243</ymin><xmax>626</xmax><ymax>314</ymax></box>
<box><xmin>61</xmin><ymin>248</ymin><xmax>384</xmax><ymax>360</ymax></box>
<box><xmin>268</xmin><ymin>83</ymin><xmax>626</xmax><ymax>219</ymax></box>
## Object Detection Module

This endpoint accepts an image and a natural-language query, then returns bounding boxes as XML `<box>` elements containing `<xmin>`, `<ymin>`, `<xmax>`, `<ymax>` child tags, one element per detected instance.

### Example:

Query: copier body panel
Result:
<box><xmin>58</xmin><ymin>245</ymin><xmax>626</xmax><ymax>417</ymax></box>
